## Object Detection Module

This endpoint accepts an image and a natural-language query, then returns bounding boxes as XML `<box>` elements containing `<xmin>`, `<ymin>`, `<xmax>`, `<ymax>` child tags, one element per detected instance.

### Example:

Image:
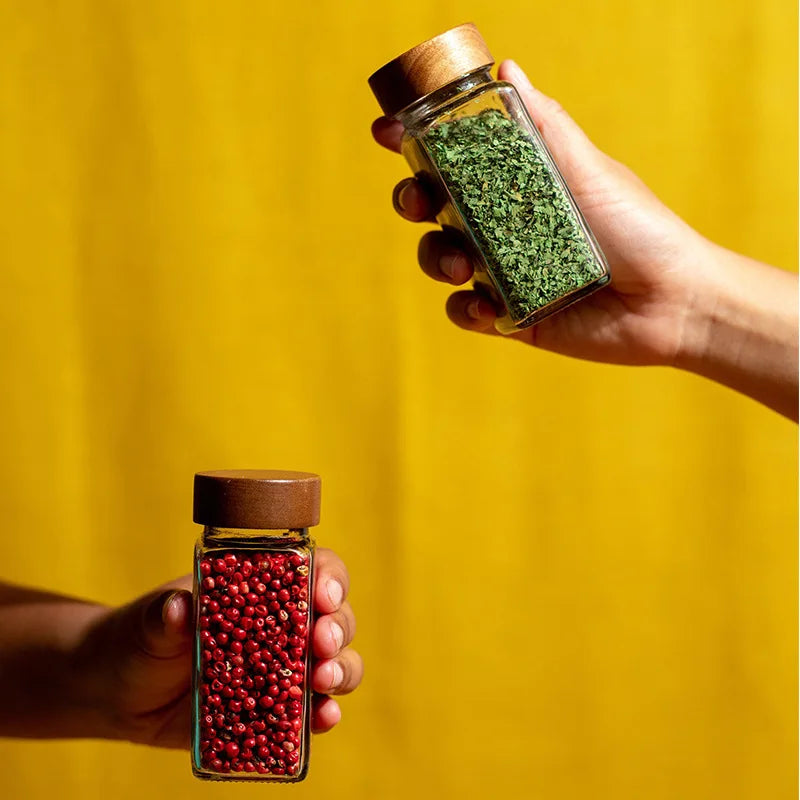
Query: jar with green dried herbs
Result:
<box><xmin>369</xmin><ymin>23</ymin><xmax>610</xmax><ymax>332</ymax></box>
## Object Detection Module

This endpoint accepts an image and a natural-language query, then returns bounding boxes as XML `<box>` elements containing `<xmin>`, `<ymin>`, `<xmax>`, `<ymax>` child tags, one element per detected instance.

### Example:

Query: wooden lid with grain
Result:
<box><xmin>194</xmin><ymin>470</ymin><xmax>321</xmax><ymax>529</ymax></box>
<box><xmin>369</xmin><ymin>23</ymin><xmax>494</xmax><ymax>118</ymax></box>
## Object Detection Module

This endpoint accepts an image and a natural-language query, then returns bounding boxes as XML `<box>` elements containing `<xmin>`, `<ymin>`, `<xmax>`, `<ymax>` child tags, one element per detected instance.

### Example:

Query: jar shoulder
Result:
<box><xmin>402</xmin><ymin>79</ymin><xmax>523</xmax><ymax>140</ymax></box>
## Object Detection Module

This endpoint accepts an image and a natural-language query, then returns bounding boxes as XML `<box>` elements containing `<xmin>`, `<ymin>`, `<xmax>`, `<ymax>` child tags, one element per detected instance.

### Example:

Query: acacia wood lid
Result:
<box><xmin>368</xmin><ymin>22</ymin><xmax>494</xmax><ymax>118</ymax></box>
<box><xmin>194</xmin><ymin>470</ymin><xmax>321</xmax><ymax>529</ymax></box>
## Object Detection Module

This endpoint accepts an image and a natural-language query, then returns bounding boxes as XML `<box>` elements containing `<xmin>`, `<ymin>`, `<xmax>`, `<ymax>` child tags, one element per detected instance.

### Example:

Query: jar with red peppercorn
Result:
<box><xmin>191</xmin><ymin>469</ymin><xmax>320</xmax><ymax>782</ymax></box>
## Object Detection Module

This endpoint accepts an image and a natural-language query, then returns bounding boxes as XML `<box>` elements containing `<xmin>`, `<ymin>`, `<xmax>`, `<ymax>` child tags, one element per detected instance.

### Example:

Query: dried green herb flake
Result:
<box><xmin>424</xmin><ymin>108</ymin><xmax>603</xmax><ymax>321</ymax></box>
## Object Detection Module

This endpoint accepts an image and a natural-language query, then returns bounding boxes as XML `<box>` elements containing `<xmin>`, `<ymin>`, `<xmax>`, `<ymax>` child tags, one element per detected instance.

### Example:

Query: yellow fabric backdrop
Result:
<box><xmin>0</xmin><ymin>1</ymin><xmax>796</xmax><ymax>798</ymax></box>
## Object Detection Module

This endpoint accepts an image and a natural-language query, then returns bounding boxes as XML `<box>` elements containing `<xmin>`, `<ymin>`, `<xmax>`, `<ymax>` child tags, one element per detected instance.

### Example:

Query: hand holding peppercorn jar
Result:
<box><xmin>192</xmin><ymin>470</ymin><xmax>320</xmax><ymax>781</ymax></box>
<box><xmin>369</xmin><ymin>23</ymin><xmax>610</xmax><ymax>332</ymax></box>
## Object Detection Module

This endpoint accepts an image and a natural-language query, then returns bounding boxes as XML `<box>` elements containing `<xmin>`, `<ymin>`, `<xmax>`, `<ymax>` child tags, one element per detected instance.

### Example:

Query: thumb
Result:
<box><xmin>136</xmin><ymin>588</ymin><xmax>192</xmax><ymax>659</ymax></box>
<box><xmin>498</xmin><ymin>59</ymin><xmax>601</xmax><ymax>182</ymax></box>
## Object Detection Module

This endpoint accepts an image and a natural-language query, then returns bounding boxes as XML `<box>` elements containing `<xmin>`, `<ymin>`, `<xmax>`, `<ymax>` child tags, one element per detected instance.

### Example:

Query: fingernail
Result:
<box><xmin>393</xmin><ymin>179</ymin><xmax>411</xmax><ymax>212</ymax></box>
<box><xmin>466</xmin><ymin>298</ymin><xmax>483</xmax><ymax>320</ymax></box>
<box><xmin>326</xmin><ymin>579</ymin><xmax>343</xmax><ymax>609</ymax></box>
<box><xmin>161</xmin><ymin>591</ymin><xmax>180</xmax><ymax>625</ymax></box>
<box><xmin>330</xmin><ymin>622</ymin><xmax>344</xmax><ymax>651</ymax></box>
<box><xmin>330</xmin><ymin>661</ymin><xmax>344</xmax><ymax>690</ymax></box>
<box><xmin>439</xmin><ymin>253</ymin><xmax>457</xmax><ymax>279</ymax></box>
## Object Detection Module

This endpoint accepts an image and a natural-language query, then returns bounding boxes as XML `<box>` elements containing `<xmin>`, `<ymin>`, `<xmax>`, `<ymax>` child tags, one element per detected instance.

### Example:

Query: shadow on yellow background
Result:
<box><xmin>0</xmin><ymin>1</ymin><xmax>796</xmax><ymax>798</ymax></box>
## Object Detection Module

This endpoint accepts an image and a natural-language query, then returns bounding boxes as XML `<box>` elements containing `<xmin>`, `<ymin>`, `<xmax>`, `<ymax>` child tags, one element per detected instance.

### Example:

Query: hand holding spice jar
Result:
<box><xmin>370</xmin><ymin>24</ymin><xmax>611</xmax><ymax>332</ymax></box>
<box><xmin>373</xmin><ymin>55</ymin><xmax>798</xmax><ymax>420</ymax></box>
<box><xmin>0</xmin><ymin>546</ymin><xmax>361</xmax><ymax>752</ymax></box>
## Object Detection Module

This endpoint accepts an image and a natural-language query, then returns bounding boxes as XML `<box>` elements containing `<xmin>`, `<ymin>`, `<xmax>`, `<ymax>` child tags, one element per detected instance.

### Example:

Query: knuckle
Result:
<box><xmin>337</xmin><ymin>650</ymin><xmax>361</xmax><ymax>692</ymax></box>
<box><xmin>338</xmin><ymin>562</ymin><xmax>350</xmax><ymax>591</ymax></box>
<box><xmin>343</xmin><ymin>603</ymin><xmax>356</xmax><ymax>640</ymax></box>
<box><xmin>336</xmin><ymin>607</ymin><xmax>354</xmax><ymax>645</ymax></box>
<box><xmin>544</xmin><ymin>95</ymin><xmax>566</xmax><ymax>118</ymax></box>
<box><xmin>340</xmin><ymin>654</ymin><xmax>353</xmax><ymax>686</ymax></box>
<box><xmin>352</xmin><ymin>649</ymin><xmax>364</xmax><ymax>679</ymax></box>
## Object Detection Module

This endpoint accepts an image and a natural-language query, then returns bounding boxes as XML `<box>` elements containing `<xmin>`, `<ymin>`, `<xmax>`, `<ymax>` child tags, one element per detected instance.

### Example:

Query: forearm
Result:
<box><xmin>677</xmin><ymin>243</ymin><xmax>798</xmax><ymax>420</ymax></box>
<box><xmin>0</xmin><ymin>583</ymin><xmax>113</xmax><ymax>739</ymax></box>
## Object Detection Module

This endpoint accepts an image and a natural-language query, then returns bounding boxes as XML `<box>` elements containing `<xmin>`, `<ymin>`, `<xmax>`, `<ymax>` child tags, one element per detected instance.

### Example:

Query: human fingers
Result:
<box><xmin>312</xmin><ymin>647</ymin><xmax>364</xmax><ymax>696</ymax></box>
<box><xmin>392</xmin><ymin>177</ymin><xmax>436</xmax><ymax>222</ymax></box>
<box><xmin>418</xmin><ymin>230</ymin><xmax>474</xmax><ymax>284</ymax></box>
<box><xmin>134</xmin><ymin>579</ymin><xmax>193</xmax><ymax>660</ymax></box>
<box><xmin>310</xmin><ymin>695</ymin><xmax>341</xmax><ymax>734</ymax></box>
<box><xmin>371</xmin><ymin>116</ymin><xmax>404</xmax><ymax>153</ymax></box>
<box><xmin>312</xmin><ymin>548</ymin><xmax>350</xmax><ymax>616</ymax></box>
<box><xmin>312</xmin><ymin>601</ymin><xmax>355</xmax><ymax>660</ymax></box>
<box><xmin>444</xmin><ymin>291</ymin><xmax>502</xmax><ymax>334</ymax></box>
<box><xmin>497</xmin><ymin>60</ymin><xmax>600</xmax><ymax>183</ymax></box>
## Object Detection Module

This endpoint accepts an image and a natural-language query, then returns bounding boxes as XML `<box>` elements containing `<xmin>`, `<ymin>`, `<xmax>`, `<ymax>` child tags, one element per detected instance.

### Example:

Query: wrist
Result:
<box><xmin>674</xmin><ymin>241</ymin><xmax>798</xmax><ymax>418</ymax></box>
<box><xmin>672</xmin><ymin>239</ymin><xmax>733</xmax><ymax>372</ymax></box>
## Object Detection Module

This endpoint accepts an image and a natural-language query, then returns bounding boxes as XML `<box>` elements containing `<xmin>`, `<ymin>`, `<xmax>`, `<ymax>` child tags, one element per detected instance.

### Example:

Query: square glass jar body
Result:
<box><xmin>192</xmin><ymin>527</ymin><xmax>315</xmax><ymax>782</ymax></box>
<box><xmin>399</xmin><ymin>74</ymin><xmax>610</xmax><ymax>332</ymax></box>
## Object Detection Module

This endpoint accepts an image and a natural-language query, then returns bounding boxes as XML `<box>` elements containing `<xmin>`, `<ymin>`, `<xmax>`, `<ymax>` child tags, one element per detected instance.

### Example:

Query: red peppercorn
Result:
<box><xmin>194</xmin><ymin>547</ymin><xmax>312</xmax><ymax>779</ymax></box>
<box><xmin>224</xmin><ymin>742</ymin><xmax>239</xmax><ymax>759</ymax></box>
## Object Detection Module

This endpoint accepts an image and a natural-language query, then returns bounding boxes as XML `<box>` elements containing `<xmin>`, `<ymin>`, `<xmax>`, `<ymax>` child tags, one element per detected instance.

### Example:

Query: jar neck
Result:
<box><xmin>396</xmin><ymin>67</ymin><xmax>494</xmax><ymax>129</ymax></box>
<box><xmin>202</xmin><ymin>526</ymin><xmax>310</xmax><ymax>547</ymax></box>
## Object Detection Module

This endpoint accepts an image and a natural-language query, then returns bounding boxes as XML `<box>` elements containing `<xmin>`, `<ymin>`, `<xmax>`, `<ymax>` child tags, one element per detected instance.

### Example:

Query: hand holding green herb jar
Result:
<box><xmin>373</xmin><ymin>57</ymin><xmax>798</xmax><ymax>420</ymax></box>
<box><xmin>369</xmin><ymin>23</ymin><xmax>611</xmax><ymax>332</ymax></box>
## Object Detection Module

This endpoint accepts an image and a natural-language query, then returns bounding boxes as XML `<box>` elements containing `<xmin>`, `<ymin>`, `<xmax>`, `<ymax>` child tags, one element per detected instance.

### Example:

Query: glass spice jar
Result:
<box><xmin>369</xmin><ymin>23</ymin><xmax>610</xmax><ymax>333</ymax></box>
<box><xmin>191</xmin><ymin>469</ymin><xmax>321</xmax><ymax>782</ymax></box>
